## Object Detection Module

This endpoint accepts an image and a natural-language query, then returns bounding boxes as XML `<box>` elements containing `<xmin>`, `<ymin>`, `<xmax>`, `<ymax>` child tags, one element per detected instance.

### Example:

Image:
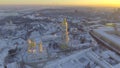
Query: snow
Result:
<box><xmin>0</xmin><ymin>9</ymin><xmax>120</xmax><ymax>68</ymax></box>
<box><xmin>0</xmin><ymin>39</ymin><xmax>8</xmax><ymax>50</ymax></box>
<box><xmin>0</xmin><ymin>12</ymin><xmax>18</xmax><ymax>18</ymax></box>
<box><xmin>44</xmin><ymin>48</ymin><xmax>91</xmax><ymax>68</ymax></box>
<box><xmin>7</xmin><ymin>62</ymin><xmax>18</xmax><ymax>68</ymax></box>
<box><xmin>101</xmin><ymin>50</ymin><xmax>120</xmax><ymax>62</ymax></box>
<box><xmin>29</xmin><ymin>31</ymin><xmax>41</xmax><ymax>44</ymax></box>
<box><xmin>0</xmin><ymin>66</ymin><xmax>4</xmax><ymax>68</ymax></box>
<box><xmin>113</xmin><ymin>63</ymin><xmax>120</xmax><ymax>68</ymax></box>
<box><xmin>41</xmin><ymin>35</ymin><xmax>60</xmax><ymax>42</ymax></box>
<box><xmin>1</xmin><ymin>23</ymin><xmax>17</xmax><ymax>30</ymax></box>
<box><xmin>0</xmin><ymin>48</ymin><xmax>8</xmax><ymax>68</ymax></box>
<box><xmin>93</xmin><ymin>27</ymin><xmax>120</xmax><ymax>49</ymax></box>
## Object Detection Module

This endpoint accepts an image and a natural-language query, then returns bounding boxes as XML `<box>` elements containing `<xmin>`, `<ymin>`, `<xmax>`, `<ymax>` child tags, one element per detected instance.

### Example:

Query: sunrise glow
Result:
<box><xmin>0</xmin><ymin>0</ymin><xmax>120</xmax><ymax>7</ymax></box>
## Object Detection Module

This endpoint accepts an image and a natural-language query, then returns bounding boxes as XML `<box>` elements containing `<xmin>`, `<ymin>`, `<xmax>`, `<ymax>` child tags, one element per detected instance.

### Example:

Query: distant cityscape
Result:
<box><xmin>0</xmin><ymin>6</ymin><xmax>120</xmax><ymax>68</ymax></box>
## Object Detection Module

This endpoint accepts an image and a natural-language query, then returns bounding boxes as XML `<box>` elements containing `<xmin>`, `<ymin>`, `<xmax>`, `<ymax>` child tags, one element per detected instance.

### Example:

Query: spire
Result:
<box><xmin>61</xmin><ymin>18</ymin><xmax>69</xmax><ymax>45</ymax></box>
<box><xmin>64</xmin><ymin>18</ymin><xmax>67</xmax><ymax>23</ymax></box>
<box><xmin>39</xmin><ymin>41</ymin><xmax>43</xmax><ymax>53</ymax></box>
<box><xmin>62</xmin><ymin>18</ymin><xmax>67</xmax><ymax>25</ymax></box>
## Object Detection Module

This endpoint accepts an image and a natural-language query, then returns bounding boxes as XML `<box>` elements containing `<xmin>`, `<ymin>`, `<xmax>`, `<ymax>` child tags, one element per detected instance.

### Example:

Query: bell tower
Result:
<box><xmin>61</xmin><ymin>18</ymin><xmax>69</xmax><ymax>45</ymax></box>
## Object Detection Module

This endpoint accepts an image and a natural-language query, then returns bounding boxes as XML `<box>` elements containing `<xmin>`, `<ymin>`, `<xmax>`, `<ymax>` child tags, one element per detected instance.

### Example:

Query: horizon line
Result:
<box><xmin>0</xmin><ymin>4</ymin><xmax>120</xmax><ymax>8</ymax></box>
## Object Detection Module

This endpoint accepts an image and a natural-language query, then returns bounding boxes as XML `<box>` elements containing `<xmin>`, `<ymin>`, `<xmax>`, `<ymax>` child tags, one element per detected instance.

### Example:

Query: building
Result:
<box><xmin>61</xmin><ymin>18</ymin><xmax>69</xmax><ymax>45</ymax></box>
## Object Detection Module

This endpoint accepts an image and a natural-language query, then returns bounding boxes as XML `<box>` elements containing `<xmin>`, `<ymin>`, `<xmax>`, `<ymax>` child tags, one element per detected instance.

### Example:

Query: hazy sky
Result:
<box><xmin>0</xmin><ymin>0</ymin><xmax>120</xmax><ymax>7</ymax></box>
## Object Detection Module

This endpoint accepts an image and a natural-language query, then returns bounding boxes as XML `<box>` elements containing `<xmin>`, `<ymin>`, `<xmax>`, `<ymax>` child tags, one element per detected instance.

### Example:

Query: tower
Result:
<box><xmin>39</xmin><ymin>41</ymin><xmax>43</xmax><ymax>53</ymax></box>
<box><xmin>61</xmin><ymin>18</ymin><xmax>69</xmax><ymax>45</ymax></box>
<box><xmin>27</xmin><ymin>39</ymin><xmax>36</xmax><ymax>53</ymax></box>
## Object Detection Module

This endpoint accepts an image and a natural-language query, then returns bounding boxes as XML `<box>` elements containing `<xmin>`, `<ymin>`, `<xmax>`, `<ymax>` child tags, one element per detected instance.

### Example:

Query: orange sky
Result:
<box><xmin>0</xmin><ymin>0</ymin><xmax>120</xmax><ymax>7</ymax></box>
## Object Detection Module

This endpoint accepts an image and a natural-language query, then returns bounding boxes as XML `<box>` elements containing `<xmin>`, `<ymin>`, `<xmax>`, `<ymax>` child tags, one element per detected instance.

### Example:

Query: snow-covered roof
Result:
<box><xmin>0</xmin><ymin>39</ymin><xmax>9</xmax><ymax>50</ymax></box>
<box><xmin>93</xmin><ymin>27</ymin><xmax>120</xmax><ymax>48</ymax></box>
<box><xmin>29</xmin><ymin>31</ymin><xmax>41</xmax><ymax>44</ymax></box>
<box><xmin>44</xmin><ymin>48</ymin><xmax>91</xmax><ymax>68</ymax></box>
